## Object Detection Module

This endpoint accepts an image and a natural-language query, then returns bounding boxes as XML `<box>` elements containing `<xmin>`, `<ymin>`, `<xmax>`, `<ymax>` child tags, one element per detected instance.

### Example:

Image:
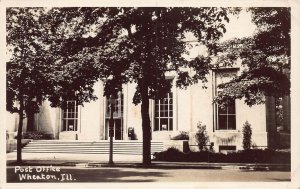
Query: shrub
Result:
<box><xmin>242</xmin><ymin>121</ymin><xmax>252</xmax><ymax>150</ymax></box>
<box><xmin>153</xmin><ymin>147</ymin><xmax>186</xmax><ymax>161</ymax></box>
<box><xmin>153</xmin><ymin>149</ymin><xmax>290</xmax><ymax>164</ymax></box>
<box><xmin>195</xmin><ymin>122</ymin><xmax>210</xmax><ymax>151</ymax></box>
<box><xmin>171</xmin><ymin>131</ymin><xmax>189</xmax><ymax>140</ymax></box>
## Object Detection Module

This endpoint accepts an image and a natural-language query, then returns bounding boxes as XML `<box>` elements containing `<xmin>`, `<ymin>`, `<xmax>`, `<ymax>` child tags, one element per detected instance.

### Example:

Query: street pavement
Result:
<box><xmin>6</xmin><ymin>166</ymin><xmax>290</xmax><ymax>182</ymax></box>
<box><xmin>6</xmin><ymin>151</ymin><xmax>291</xmax><ymax>182</ymax></box>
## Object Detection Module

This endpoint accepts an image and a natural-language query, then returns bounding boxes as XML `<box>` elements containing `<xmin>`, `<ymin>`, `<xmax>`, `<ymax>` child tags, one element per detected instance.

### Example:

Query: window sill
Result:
<box><xmin>215</xmin><ymin>130</ymin><xmax>239</xmax><ymax>132</ymax></box>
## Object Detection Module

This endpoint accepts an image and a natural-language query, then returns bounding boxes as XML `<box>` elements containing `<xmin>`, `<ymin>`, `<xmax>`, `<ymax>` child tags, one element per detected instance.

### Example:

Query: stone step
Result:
<box><xmin>21</xmin><ymin>140</ymin><xmax>164</xmax><ymax>155</ymax></box>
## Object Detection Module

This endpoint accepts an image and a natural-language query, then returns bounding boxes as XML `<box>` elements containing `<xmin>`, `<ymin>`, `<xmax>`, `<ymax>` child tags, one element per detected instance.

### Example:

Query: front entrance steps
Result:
<box><xmin>20</xmin><ymin>140</ymin><xmax>164</xmax><ymax>155</ymax></box>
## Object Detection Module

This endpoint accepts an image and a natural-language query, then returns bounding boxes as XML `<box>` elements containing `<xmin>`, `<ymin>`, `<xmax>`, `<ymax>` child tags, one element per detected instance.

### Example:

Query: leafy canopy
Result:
<box><xmin>7</xmin><ymin>7</ymin><xmax>53</xmax><ymax>114</ymax></box>
<box><xmin>213</xmin><ymin>7</ymin><xmax>290</xmax><ymax>107</ymax></box>
<box><xmin>49</xmin><ymin>7</ymin><xmax>239</xmax><ymax>102</ymax></box>
<box><xmin>6</xmin><ymin>7</ymin><xmax>101</xmax><ymax>115</ymax></box>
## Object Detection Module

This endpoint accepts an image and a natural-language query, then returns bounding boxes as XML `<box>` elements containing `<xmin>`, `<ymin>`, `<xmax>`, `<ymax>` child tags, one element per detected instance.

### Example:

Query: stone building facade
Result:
<box><xmin>6</xmin><ymin>67</ymin><xmax>290</xmax><ymax>152</ymax></box>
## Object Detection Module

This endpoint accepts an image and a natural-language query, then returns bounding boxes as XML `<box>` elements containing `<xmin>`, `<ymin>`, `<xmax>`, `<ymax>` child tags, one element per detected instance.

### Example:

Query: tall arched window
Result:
<box><xmin>214</xmin><ymin>68</ymin><xmax>238</xmax><ymax>131</ymax></box>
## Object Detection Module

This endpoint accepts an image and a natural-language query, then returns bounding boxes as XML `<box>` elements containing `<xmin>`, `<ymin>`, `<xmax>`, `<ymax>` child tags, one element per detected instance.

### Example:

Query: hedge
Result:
<box><xmin>153</xmin><ymin>148</ymin><xmax>290</xmax><ymax>164</ymax></box>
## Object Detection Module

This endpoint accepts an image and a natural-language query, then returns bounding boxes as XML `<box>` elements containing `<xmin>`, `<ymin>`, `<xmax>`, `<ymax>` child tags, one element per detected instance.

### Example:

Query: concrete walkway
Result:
<box><xmin>6</xmin><ymin>152</ymin><xmax>142</xmax><ymax>163</ymax></box>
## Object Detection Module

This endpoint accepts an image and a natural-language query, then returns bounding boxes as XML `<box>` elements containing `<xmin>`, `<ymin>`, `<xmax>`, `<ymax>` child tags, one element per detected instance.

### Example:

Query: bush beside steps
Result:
<box><xmin>152</xmin><ymin>147</ymin><xmax>290</xmax><ymax>164</ymax></box>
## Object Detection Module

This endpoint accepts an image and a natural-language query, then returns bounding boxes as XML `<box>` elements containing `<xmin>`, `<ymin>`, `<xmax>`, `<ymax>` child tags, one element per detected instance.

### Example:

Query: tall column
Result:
<box><xmin>265</xmin><ymin>96</ymin><xmax>277</xmax><ymax>148</ymax></box>
<box><xmin>282</xmin><ymin>95</ymin><xmax>291</xmax><ymax>133</ymax></box>
<box><xmin>99</xmin><ymin>81</ymin><xmax>105</xmax><ymax>140</ymax></box>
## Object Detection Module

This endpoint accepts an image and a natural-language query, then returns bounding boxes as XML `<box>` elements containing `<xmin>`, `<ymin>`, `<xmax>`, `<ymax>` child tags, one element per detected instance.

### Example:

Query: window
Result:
<box><xmin>154</xmin><ymin>92</ymin><xmax>173</xmax><ymax>131</ymax></box>
<box><xmin>105</xmin><ymin>92</ymin><xmax>124</xmax><ymax>118</ymax></box>
<box><xmin>217</xmin><ymin>101</ymin><xmax>236</xmax><ymax>130</ymax></box>
<box><xmin>62</xmin><ymin>100</ymin><xmax>78</xmax><ymax>131</ymax></box>
<box><xmin>219</xmin><ymin>145</ymin><xmax>236</xmax><ymax>153</ymax></box>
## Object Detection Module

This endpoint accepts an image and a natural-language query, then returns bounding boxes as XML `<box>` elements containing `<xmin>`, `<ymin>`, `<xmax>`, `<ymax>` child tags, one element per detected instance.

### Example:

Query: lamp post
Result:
<box><xmin>108</xmin><ymin>94</ymin><xmax>115</xmax><ymax>166</ymax></box>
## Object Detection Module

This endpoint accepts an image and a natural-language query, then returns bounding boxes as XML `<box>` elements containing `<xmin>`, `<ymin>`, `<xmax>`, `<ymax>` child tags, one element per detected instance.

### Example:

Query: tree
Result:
<box><xmin>6</xmin><ymin>8</ymin><xmax>99</xmax><ymax>164</ymax></box>
<box><xmin>242</xmin><ymin>121</ymin><xmax>252</xmax><ymax>150</ymax></box>
<box><xmin>47</xmin><ymin>7</ymin><xmax>238</xmax><ymax>165</ymax></box>
<box><xmin>7</xmin><ymin>8</ymin><xmax>52</xmax><ymax>163</ymax></box>
<box><xmin>213</xmin><ymin>8</ymin><xmax>290</xmax><ymax>107</ymax></box>
<box><xmin>195</xmin><ymin>122</ymin><xmax>210</xmax><ymax>151</ymax></box>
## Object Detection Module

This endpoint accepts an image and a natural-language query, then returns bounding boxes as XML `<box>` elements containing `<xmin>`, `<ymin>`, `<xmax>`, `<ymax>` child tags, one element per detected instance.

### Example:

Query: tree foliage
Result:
<box><xmin>7</xmin><ymin>8</ymin><xmax>52</xmax><ymax>114</ymax></box>
<box><xmin>242</xmin><ymin>121</ymin><xmax>252</xmax><ymax>150</ymax></box>
<box><xmin>213</xmin><ymin>8</ymin><xmax>290</xmax><ymax>107</ymax></box>
<box><xmin>6</xmin><ymin>7</ymin><xmax>100</xmax><ymax>163</ymax></box>
<box><xmin>49</xmin><ymin>7</ymin><xmax>237</xmax><ymax>164</ymax></box>
<box><xmin>195</xmin><ymin>122</ymin><xmax>210</xmax><ymax>151</ymax></box>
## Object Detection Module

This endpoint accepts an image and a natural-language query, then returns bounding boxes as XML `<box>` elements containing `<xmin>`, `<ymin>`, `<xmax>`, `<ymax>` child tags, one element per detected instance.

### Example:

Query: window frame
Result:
<box><xmin>154</xmin><ymin>92</ymin><xmax>174</xmax><ymax>131</ymax></box>
<box><xmin>104</xmin><ymin>91</ymin><xmax>124</xmax><ymax>140</ymax></box>
<box><xmin>62</xmin><ymin>100</ymin><xmax>79</xmax><ymax>132</ymax></box>
<box><xmin>217</xmin><ymin>101</ymin><xmax>236</xmax><ymax>130</ymax></box>
<box><xmin>213</xmin><ymin>68</ymin><xmax>239</xmax><ymax>131</ymax></box>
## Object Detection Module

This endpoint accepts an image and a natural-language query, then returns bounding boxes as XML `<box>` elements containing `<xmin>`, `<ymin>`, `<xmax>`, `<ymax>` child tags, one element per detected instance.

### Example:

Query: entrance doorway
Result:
<box><xmin>104</xmin><ymin>91</ymin><xmax>124</xmax><ymax>140</ymax></box>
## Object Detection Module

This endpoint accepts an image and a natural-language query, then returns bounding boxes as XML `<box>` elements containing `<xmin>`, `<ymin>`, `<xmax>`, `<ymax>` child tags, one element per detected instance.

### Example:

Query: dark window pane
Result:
<box><xmin>63</xmin><ymin>121</ymin><xmax>67</xmax><ymax>131</ymax></box>
<box><xmin>154</xmin><ymin>119</ymin><xmax>159</xmax><ymax>131</ymax></box>
<box><xmin>160</xmin><ymin>104</ymin><xmax>164</xmax><ymax>111</ymax></box>
<box><xmin>228</xmin><ymin>115</ymin><xmax>236</xmax><ymax>130</ymax></box>
<box><xmin>169</xmin><ymin>118</ymin><xmax>173</xmax><ymax>131</ymax></box>
<box><xmin>69</xmin><ymin>103</ymin><xmax>75</xmax><ymax>111</ymax></box>
<box><xmin>115</xmin><ymin>120</ymin><xmax>122</xmax><ymax>140</ymax></box>
<box><xmin>218</xmin><ymin>115</ymin><xmax>227</xmax><ymax>130</ymax></box>
<box><xmin>218</xmin><ymin>106</ymin><xmax>227</xmax><ymax>114</ymax></box>
<box><xmin>165</xmin><ymin>104</ymin><xmax>168</xmax><ymax>111</ymax></box>
<box><xmin>163</xmin><ymin>111</ymin><xmax>167</xmax><ymax>117</ymax></box>
<box><xmin>227</xmin><ymin>102</ymin><xmax>236</xmax><ymax>114</ymax></box>
<box><xmin>169</xmin><ymin>110</ymin><xmax>173</xmax><ymax>117</ymax></box>
<box><xmin>74</xmin><ymin>120</ymin><xmax>77</xmax><ymax>131</ymax></box>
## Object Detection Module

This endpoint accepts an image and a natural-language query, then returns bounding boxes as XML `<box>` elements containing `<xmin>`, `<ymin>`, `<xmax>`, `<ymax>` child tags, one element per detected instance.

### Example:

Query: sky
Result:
<box><xmin>184</xmin><ymin>9</ymin><xmax>256</xmax><ymax>60</ymax></box>
<box><xmin>221</xmin><ymin>9</ymin><xmax>256</xmax><ymax>42</ymax></box>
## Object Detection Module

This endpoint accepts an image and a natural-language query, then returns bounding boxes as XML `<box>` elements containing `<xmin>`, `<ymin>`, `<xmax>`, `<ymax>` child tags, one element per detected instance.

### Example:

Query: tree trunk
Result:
<box><xmin>17</xmin><ymin>98</ymin><xmax>24</xmax><ymax>164</ymax></box>
<box><xmin>26</xmin><ymin>110</ymin><xmax>34</xmax><ymax>131</ymax></box>
<box><xmin>140</xmin><ymin>83</ymin><xmax>151</xmax><ymax>166</ymax></box>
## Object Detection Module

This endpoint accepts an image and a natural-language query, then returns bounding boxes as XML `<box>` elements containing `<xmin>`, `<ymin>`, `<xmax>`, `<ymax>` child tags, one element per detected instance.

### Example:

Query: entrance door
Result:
<box><xmin>105</xmin><ymin>118</ymin><xmax>123</xmax><ymax>140</ymax></box>
<box><xmin>104</xmin><ymin>91</ymin><xmax>124</xmax><ymax>140</ymax></box>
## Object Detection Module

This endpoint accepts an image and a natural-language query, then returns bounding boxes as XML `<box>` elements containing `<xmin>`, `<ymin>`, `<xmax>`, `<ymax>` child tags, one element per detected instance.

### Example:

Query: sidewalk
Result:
<box><xmin>7</xmin><ymin>151</ymin><xmax>143</xmax><ymax>164</ymax></box>
<box><xmin>6</xmin><ymin>152</ymin><xmax>290</xmax><ymax>171</ymax></box>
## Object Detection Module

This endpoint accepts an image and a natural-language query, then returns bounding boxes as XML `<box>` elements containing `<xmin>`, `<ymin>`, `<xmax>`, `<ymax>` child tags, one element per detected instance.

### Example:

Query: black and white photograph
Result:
<box><xmin>1</xmin><ymin>1</ymin><xmax>300</xmax><ymax>188</ymax></box>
